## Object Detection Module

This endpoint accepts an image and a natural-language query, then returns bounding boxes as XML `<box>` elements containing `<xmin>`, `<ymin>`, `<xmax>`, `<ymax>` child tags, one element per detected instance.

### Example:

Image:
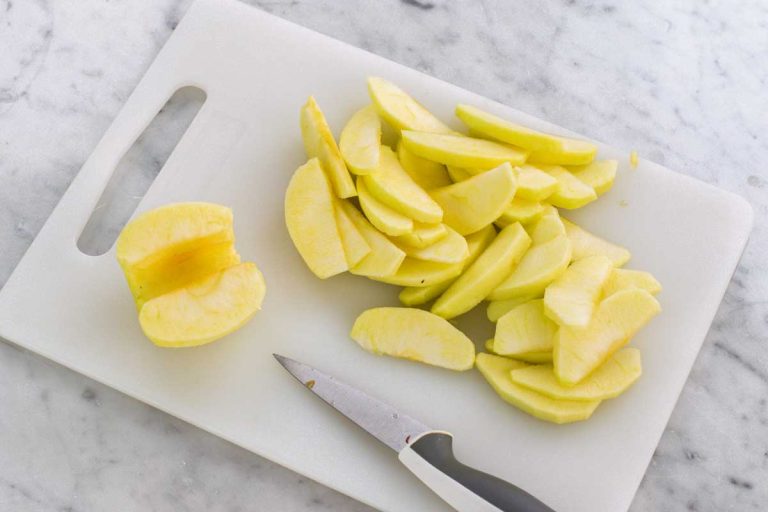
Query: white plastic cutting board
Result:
<box><xmin>0</xmin><ymin>1</ymin><xmax>753</xmax><ymax>511</ymax></box>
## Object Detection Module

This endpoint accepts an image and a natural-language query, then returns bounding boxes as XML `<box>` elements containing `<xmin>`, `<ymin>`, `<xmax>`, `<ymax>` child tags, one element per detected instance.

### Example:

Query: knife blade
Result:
<box><xmin>274</xmin><ymin>354</ymin><xmax>555</xmax><ymax>512</ymax></box>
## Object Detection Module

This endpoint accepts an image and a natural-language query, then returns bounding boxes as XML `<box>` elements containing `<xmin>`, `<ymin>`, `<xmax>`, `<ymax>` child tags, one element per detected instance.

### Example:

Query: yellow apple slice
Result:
<box><xmin>339</xmin><ymin>105</ymin><xmax>381</xmax><ymax>175</ymax></box>
<box><xmin>603</xmin><ymin>268</ymin><xmax>662</xmax><ymax>297</ymax></box>
<box><xmin>446</xmin><ymin>165</ymin><xmax>472</xmax><ymax>183</ymax></box>
<box><xmin>484</xmin><ymin>338</ymin><xmax>498</xmax><ymax>354</ymax></box>
<box><xmin>394</xmin><ymin>222</ymin><xmax>448</xmax><ymax>248</ymax></box>
<box><xmin>339</xmin><ymin>200</ymin><xmax>405</xmax><ymax>278</ymax></box>
<box><xmin>511</xmin><ymin>348</ymin><xmax>642</xmax><ymax>401</ymax></box>
<box><xmin>394</xmin><ymin>226</ymin><xmax>469</xmax><ymax>264</ymax></box>
<box><xmin>396</xmin><ymin>140</ymin><xmax>452</xmax><ymax>190</ymax></box>
<box><xmin>350</xmin><ymin>307</ymin><xmax>475</xmax><ymax>370</ymax></box>
<box><xmin>489</xmin><ymin>235</ymin><xmax>572</xmax><ymax>300</ymax></box>
<box><xmin>139</xmin><ymin>262</ymin><xmax>266</xmax><ymax>347</ymax></box>
<box><xmin>494</xmin><ymin>299</ymin><xmax>555</xmax><ymax>361</ymax></box>
<box><xmin>363</xmin><ymin>146</ymin><xmax>443</xmax><ymax>223</ymax></box>
<box><xmin>544</xmin><ymin>255</ymin><xmax>614</xmax><ymax>327</ymax></box>
<box><xmin>538</xmin><ymin>165</ymin><xmax>597</xmax><ymax>209</ymax></box>
<box><xmin>486</xmin><ymin>293</ymin><xmax>541</xmax><ymax>322</ymax></box>
<box><xmin>285</xmin><ymin>158</ymin><xmax>348</xmax><ymax>279</ymax></box>
<box><xmin>514</xmin><ymin>165</ymin><xmax>559</xmax><ymax>201</ymax></box>
<box><xmin>370</xmin><ymin>257</ymin><xmax>463</xmax><ymax>287</ymax></box>
<box><xmin>555</xmin><ymin>289</ymin><xmax>661</xmax><ymax>385</ymax></box>
<box><xmin>432</xmin><ymin>223</ymin><xmax>530</xmax><ymax>319</ymax></box>
<box><xmin>402</xmin><ymin>131</ymin><xmax>529</xmax><ymax>169</ymax></box>
<box><xmin>367</xmin><ymin>77</ymin><xmax>453</xmax><ymax>134</ymax></box>
<box><xmin>568</xmin><ymin>159</ymin><xmax>617</xmax><ymax>196</ymax></box>
<box><xmin>526</xmin><ymin>205</ymin><xmax>565</xmax><ymax>245</ymax></box>
<box><xmin>399</xmin><ymin>225</ymin><xmax>496</xmax><ymax>306</ymax></box>
<box><xmin>300</xmin><ymin>96</ymin><xmax>356</xmax><ymax>198</ymax></box>
<box><xmin>357</xmin><ymin>178</ymin><xmax>413</xmax><ymax>236</ymax></box>
<box><xmin>333</xmin><ymin>200</ymin><xmax>371</xmax><ymax>267</ymax></box>
<box><xmin>429</xmin><ymin>163</ymin><xmax>517</xmax><ymax>235</ymax></box>
<box><xmin>495</xmin><ymin>198</ymin><xmax>544</xmax><ymax>227</ymax></box>
<box><xmin>562</xmin><ymin>218</ymin><xmax>631</xmax><ymax>267</ymax></box>
<box><xmin>482</xmin><ymin>338</ymin><xmax>551</xmax><ymax>363</ymax></box>
<box><xmin>476</xmin><ymin>353</ymin><xmax>600</xmax><ymax>424</ymax></box>
<box><xmin>526</xmin><ymin>138</ymin><xmax>598</xmax><ymax>166</ymax></box>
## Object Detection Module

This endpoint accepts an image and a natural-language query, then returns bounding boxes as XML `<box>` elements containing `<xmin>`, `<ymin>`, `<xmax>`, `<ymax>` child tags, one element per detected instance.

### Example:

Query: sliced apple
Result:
<box><xmin>370</xmin><ymin>257</ymin><xmax>463</xmax><ymax>287</ymax></box>
<box><xmin>350</xmin><ymin>307</ymin><xmax>475</xmax><ymax>370</ymax></box>
<box><xmin>544</xmin><ymin>255</ymin><xmax>614</xmax><ymax>327</ymax></box>
<box><xmin>393</xmin><ymin>226</ymin><xmax>469</xmax><ymax>264</ymax></box>
<box><xmin>446</xmin><ymin>165</ymin><xmax>472</xmax><ymax>183</ymax></box>
<box><xmin>475</xmin><ymin>353</ymin><xmax>600</xmax><ymax>424</ymax></box>
<box><xmin>339</xmin><ymin>200</ymin><xmax>405</xmax><ymax>278</ymax></box>
<box><xmin>495</xmin><ymin>198</ymin><xmax>544</xmax><ymax>227</ymax></box>
<box><xmin>494</xmin><ymin>299</ymin><xmax>555</xmax><ymax>361</ymax></box>
<box><xmin>367</xmin><ymin>77</ymin><xmax>453</xmax><ymax>134</ymax></box>
<box><xmin>285</xmin><ymin>158</ymin><xmax>348</xmax><ymax>279</ymax></box>
<box><xmin>402</xmin><ymin>131</ymin><xmax>529</xmax><ymax>169</ymax></box>
<box><xmin>514</xmin><ymin>165</ymin><xmax>558</xmax><ymax>201</ymax></box>
<box><xmin>526</xmin><ymin>205</ymin><xmax>565</xmax><ymax>245</ymax></box>
<box><xmin>429</xmin><ymin>163</ymin><xmax>517</xmax><ymax>235</ymax></box>
<box><xmin>455</xmin><ymin>104</ymin><xmax>567</xmax><ymax>152</ymax></box>
<box><xmin>363</xmin><ymin>146</ymin><xmax>443</xmax><ymax>223</ymax></box>
<box><xmin>568</xmin><ymin>159</ymin><xmax>617</xmax><ymax>196</ymax></box>
<box><xmin>397</xmin><ymin>140</ymin><xmax>452</xmax><ymax>190</ymax></box>
<box><xmin>511</xmin><ymin>348</ymin><xmax>642</xmax><ymax>401</ymax></box>
<box><xmin>139</xmin><ymin>262</ymin><xmax>266</xmax><ymax>347</ymax></box>
<box><xmin>333</xmin><ymin>200</ymin><xmax>371</xmax><ymax>267</ymax></box>
<box><xmin>554</xmin><ymin>289</ymin><xmax>660</xmax><ymax>385</ymax></box>
<box><xmin>538</xmin><ymin>165</ymin><xmax>597</xmax><ymax>209</ymax></box>
<box><xmin>484</xmin><ymin>338</ymin><xmax>498</xmax><ymax>354</ymax></box>
<box><xmin>486</xmin><ymin>293</ymin><xmax>541</xmax><ymax>322</ymax></box>
<box><xmin>339</xmin><ymin>105</ymin><xmax>381</xmax><ymax>175</ymax></box>
<box><xmin>357</xmin><ymin>178</ymin><xmax>413</xmax><ymax>236</ymax></box>
<box><xmin>603</xmin><ymin>268</ymin><xmax>662</xmax><ymax>297</ymax></box>
<box><xmin>399</xmin><ymin>225</ymin><xmax>496</xmax><ymax>306</ymax></box>
<box><xmin>526</xmin><ymin>138</ymin><xmax>598</xmax><ymax>166</ymax></box>
<box><xmin>562</xmin><ymin>218</ymin><xmax>631</xmax><ymax>267</ymax></box>
<box><xmin>432</xmin><ymin>223</ymin><xmax>530</xmax><ymax>319</ymax></box>
<box><xmin>490</xmin><ymin>235</ymin><xmax>572</xmax><ymax>300</ymax></box>
<box><xmin>394</xmin><ymin>222</ymin><xmax>448</xmax><ymax>248</ymax></box>
<box><xmin>300</xmin><ymin>96</ymin><xmax>356</xmax><ymax>198</ymax></box>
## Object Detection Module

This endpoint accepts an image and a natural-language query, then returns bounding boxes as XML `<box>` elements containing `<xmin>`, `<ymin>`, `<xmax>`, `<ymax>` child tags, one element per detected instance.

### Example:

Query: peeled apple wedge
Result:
<box><xmin>489</xmin><ymin>235</ymin><xmax>572</xmax><ymax>300</ymax></box>
<box><xmin>475</xmin><ymin>353</ymin><xmax>600</xmax><ymax>424</ymax></box>
<box><xmin>432</xmin><ymin>223</ymin><xmax>530</xmax><ymax>319</ymax></box>
<box><xmin>511</xmin><ymin>348</ymin><xmax>642</xmax><ymax>401</ymax></box>
<box><xmin>339</xmin><ymin>200</ymin><xmax>405</xmax><ymax>278</ymax></box>
<box><xmin>399</xmin><ymin>225</ymin><xmax>496</xmax><ymax>306</ymax></box>
<box><xmin>455</xmin><ymin>104</ymin><xmax>567</xmax><ymax>152</ymax></box>
<box><xmin>429</xmin><ymin>163</ymin><xmax>518</xmax><ymax>235</ymax></box>
<box><xmin>339</xmin><ymin>105</ymin><xmax>381</xmax><ymax>175</ymax></box>
<box><xmin>393</xmin><ymin>226</ymin><xmax>469</xmax><ymax>264</ymax></box>
<box><xmin>526</xmin><ymin>138</ymin><xmax>598</xmax><ymax>167</ymax></box>
<box><xmin>538</xmin><ymin>165</ymin><xmax>597</xmax><ymax>209</ymax></box>
<box><xmin>544</xmin><ymin>255</ymin><xmax>614</xmax><ymax>327</ymax></box>
<box><xmin>397</xmin><ymin>140</ymin><xmax>452</xmax><ymax>190</ymax></box>
<box><xmin>562</xmin><ymin>218</ymin><xmax>631</xmax><ymax>267</ymax></box>
<box><xmin>494</xmin><ymin>299</ymin><xmax>555</xmax><ymax>362</ymax></box>
<box><xmin>568</xmin><ymin>159</ymin><xmax>617</xmax><ymax>196</ymax></box>
<box><xmin>495</xmin><ymin>198</ymin><xmax>544</xmax><ymax>227</ymax></box>
<box><xmin>514</xmin><ymin>165</ymin><xmax>558</xmax><ymax>201</ymax></box>
<box><xmin>368</xmin><ymin>77</ymin><xmax>453</xmax><ymax>134</ymax></box>
<box><xmin>603</xmin><ymin>268</ymin><xmax>662</xmax><ymax>297</ymax></box>
<box><xmin>139</xmin><ymin>263</ymin><xmax>266</xmax><ymax>348</ymax></box>
<box><xmin>446</xmin><ymin>166</ymin><xmax>472</xmax><ymax>183</ymax></box>
<box><xmin>300</xmin><ymin>96</ymin><xmax>357</xmax><ymax>198</ymax></box>
<box><xmin>486</xmin><ymin>293</ymin><xmax>541</xmax><ymax>322</ymax></box>
<box><xmin>394</xmin><ymin>222</ymin><xmax>448</xmax><ymax>248</ymax></box>
<box><xmin>363</xmin><ymin>146</ymin><xmax>443</xmax><ymax>223</ymax></box>
<box><xmin>351</xmin><ymin>307</ymin><xmax>475</xmax><ymax>370</ymax></box>
<box><xmin>357</xmin><ymin>178</ymin><xmax>413</xmax><ymax>236</ymax></box>
<box><xmin>370</xmin><ymin>257</ymin><xmax>463</xmax><ymax>287</ymax></box>
<box><xmin>554</xmin><ymin>289</ymin><xmax>661</xmax><ymax>386</ymax></box>
<box><xmin>333</xmin><ymin>200</ymin><xmax>371</xmax><ymax>267</ymax></box>
<box><xmin>402</xmin><ymin>131</ymin><xmax>529</xmax><ymax>169</ymax></box>
<box><xmin>285</xmin><ymin>158</ymin><xmax>349</xmax><ymax>279</ymax></box>
<box><xmin>484</xmin><ymin>338</ymin><xmax>552</xmax><ymax>363</ymax></box>
<box><xmin>527</xmin><ymin>205</ymin><xmax>565</xmax><ymax>245</ymax></box>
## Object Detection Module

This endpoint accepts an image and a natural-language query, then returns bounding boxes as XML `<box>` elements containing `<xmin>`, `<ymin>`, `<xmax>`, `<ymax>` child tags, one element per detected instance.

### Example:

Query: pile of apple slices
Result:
<box><xmin>285</xmin><ymin>77</ymin><xmax>661</xmax><ymax>423</ymax></box>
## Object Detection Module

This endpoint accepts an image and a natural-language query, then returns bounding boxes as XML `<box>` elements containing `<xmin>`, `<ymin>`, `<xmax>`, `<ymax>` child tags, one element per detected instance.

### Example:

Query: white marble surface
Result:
<box><xmin>1</xmin><ymin>0</ymin><xmax>766</xmax><ymax>510</ymax></box>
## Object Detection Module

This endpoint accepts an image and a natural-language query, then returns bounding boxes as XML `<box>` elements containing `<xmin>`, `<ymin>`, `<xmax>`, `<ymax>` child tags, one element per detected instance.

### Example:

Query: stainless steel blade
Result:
<box><xmin>274</xmin><ymin>354</ymin><xmax>431</xmax><ymax>452</ymax></box>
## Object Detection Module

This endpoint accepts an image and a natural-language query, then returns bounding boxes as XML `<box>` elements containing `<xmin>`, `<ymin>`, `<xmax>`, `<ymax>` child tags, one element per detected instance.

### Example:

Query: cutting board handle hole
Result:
<box><xmin>76</xmin><ymin>86</ymin><xmax>207</xmax><ymax>256</ymax></box>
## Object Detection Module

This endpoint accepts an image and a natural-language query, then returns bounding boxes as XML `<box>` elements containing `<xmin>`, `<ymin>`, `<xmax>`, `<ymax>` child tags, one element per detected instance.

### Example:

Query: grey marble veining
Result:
<box><xmin>1</xmin><ymin>0</ymin><xmax>766</xmax><ymax>511</ymax></box>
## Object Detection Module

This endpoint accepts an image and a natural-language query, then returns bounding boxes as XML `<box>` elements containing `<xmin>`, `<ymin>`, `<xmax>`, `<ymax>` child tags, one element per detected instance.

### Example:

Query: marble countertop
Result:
<box><xmin>1</xmin><ymin>0</ymin><xmax>766</xmax><ymax>510</ymax></box>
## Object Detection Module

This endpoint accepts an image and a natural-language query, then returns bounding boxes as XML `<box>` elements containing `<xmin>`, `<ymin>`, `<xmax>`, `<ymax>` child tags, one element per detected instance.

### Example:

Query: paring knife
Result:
<box><xmin>274</xmin><ymin>354</ymin><xmax>555</xmax><ymax>512</ymax></box>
